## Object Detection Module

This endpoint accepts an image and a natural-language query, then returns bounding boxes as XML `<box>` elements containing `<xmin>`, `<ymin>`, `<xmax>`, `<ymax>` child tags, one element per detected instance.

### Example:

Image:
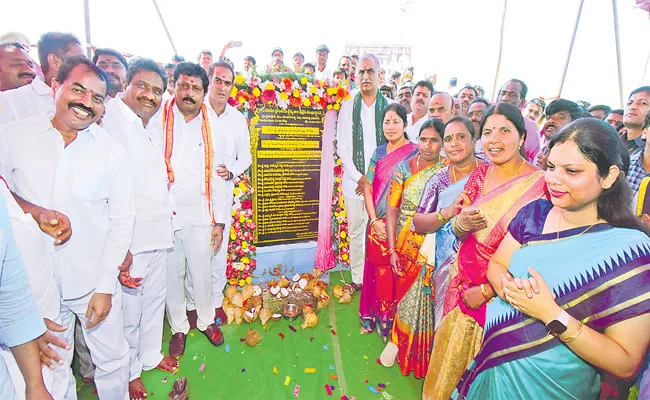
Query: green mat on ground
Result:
<box><xmin>77</xmin><ymin>271</ymin><xmax>423</xmax><ymax>399</ymax></box>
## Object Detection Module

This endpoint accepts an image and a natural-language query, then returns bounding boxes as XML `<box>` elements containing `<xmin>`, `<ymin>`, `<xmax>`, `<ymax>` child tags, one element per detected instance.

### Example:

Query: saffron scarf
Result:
<box><xmin>162</xmin><ymin>98</ymin><xmax>215</xmax><ymax>224</ymax></box>
<box><xmin>352</xmin><ymin>90</ymin><xmax>388</xmax><ymax>174</ymax></box>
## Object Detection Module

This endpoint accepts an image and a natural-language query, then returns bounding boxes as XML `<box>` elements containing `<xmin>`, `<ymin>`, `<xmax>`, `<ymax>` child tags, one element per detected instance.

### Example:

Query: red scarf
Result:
<box><xmin>162</xmin><ymin>98</ymin><xmax>215</xmax><ymax>224</ymax></box>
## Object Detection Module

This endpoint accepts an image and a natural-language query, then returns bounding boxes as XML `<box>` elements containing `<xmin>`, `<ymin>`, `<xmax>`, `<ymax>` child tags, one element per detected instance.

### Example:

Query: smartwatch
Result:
<box><xmin>546</xmin><ymin>310</ymin><xmax>570</xmax><ymax>335</ymax></box>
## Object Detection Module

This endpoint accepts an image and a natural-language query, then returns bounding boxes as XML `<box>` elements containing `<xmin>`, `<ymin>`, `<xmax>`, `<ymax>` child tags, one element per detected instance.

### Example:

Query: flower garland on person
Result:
<box><xmin>228</xmin><ymin>72</ymin><xmax>350</xmax><ymax>113</ymax></box>
<box><xmin>226</xmin><ymin>174</ymin><xmax>257</xmax><ymax>287</ymax></box>
<box><xmin>331</xmin><ymin>145</ymin><xmax>350</xmax><ymax>268</ymax></box>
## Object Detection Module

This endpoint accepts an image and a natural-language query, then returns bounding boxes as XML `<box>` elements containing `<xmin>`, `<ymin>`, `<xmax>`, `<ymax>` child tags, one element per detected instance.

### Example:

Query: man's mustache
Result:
<box><xmin>19</xmin><ymin>72</ymin><xmax>35</xmax><ymax>80</ymax></box>
<box><xmin>68</xmin><ymin>102</ymin><xmax>96</xmax><ymax>118</ymax></box>
<box><xmin>182</xmin><ymin>97</ymin><xmax>196</xmax><ymax>104</ymax></box>
<box><xmin>136</xmin><ymin>96</ymin><xmax>157</xmax><ymax>107</ymax></box>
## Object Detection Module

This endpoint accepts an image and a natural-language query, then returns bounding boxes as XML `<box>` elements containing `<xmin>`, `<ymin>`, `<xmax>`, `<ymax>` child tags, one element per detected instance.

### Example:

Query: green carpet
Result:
<box><xmin>77</xmin><ymin>271</ymin><xmax>423</xmax><ymax>399</ymax></box>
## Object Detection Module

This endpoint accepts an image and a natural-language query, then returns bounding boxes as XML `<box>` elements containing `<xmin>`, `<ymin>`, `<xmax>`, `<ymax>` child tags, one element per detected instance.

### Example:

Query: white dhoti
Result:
<box><xmin>344</xmin><ymin>196</ymin><xmax>368</xmax><ymax>284</ymax></box>
<box><xmin>166</xmin><ymin>226</ymin><xmax>215</xmax><ymax>333</ymax></box>
<box><xmin>60</xmin><ymin>289</ymin><xmax>130</xmax><ymax>400</ymax></box>
<box><xmin>122</xmin><ymin>249</ymin><xmax>167</xmax><ymax>381</ymax></box>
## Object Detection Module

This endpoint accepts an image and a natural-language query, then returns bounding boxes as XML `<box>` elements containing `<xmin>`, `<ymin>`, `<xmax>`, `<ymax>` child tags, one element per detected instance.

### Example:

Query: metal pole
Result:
<box><xmin>642</xmin><ymin>47</ymin><xmax>650</xmax><ymax>85</ymax></box>
<box><xmin>83</xmin><ymin>0</ymin><xmax>92</xmax><ymax>58</ymax></box>
<box><xmin>490</xmin><ymin>0</ymin><xmax>508</xmax><ymax>102</ymax></box>
<box><xmin>612</xmin><ymin>0</ymin><xmax>624</xmax><ymax>108</ymax></box>
<box><xmin>558</xmin><ymin>0</ymin><xmax>585</xmax><ymax>97</ymax></box>
<box><xmin>151</xmin><ymin>0</ymin><xmax>178</xmax><ymax>55</ymax></box>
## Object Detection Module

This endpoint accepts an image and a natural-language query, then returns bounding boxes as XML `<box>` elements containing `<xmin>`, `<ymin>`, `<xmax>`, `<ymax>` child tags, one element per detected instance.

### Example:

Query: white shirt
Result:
<box><xmin>314</xmin><ymin>67</ymin><xmax>333</xmax><ymax>81</ymax></box>
<box><xmin>337</xmin><ymin>94</ymin><xmax>395</xmax><ymax>199</ymax></box>
<box><xmin>155</xmin><ymin>103</ymin><xmax>229</xmax><ymax>230</ymax></box>
<box><xmin>209</xmin><ymin>103</ymin><xmax>252</xmax><ymax>178</ymax></box>
<box><xmin>0</xmin><ymin>115</ymin><xmax>135</xmax><ymax>299</ymax></box>
<box><xmin>406</xmin><ymin>112</ymin><xmax>428</xmax><ymax>143</ymax></box>
<box><xmin>0</xmin><ymin>78</ymin><xmax>54</xmax><ymax>126</ymax></box>
<box><xmin>102</xmin><ymin>96</ymin><xmax>173</xmax><ymax>254</ymax></box>
<box><xmin>0</xmin><ymin>181</ymin><xmax>60</xmax><ymax>320</ymax></box>
<box><xmin>162</xmin><ymin>91</ymin><xmax>173</xmax><ymax>103</ymax></box>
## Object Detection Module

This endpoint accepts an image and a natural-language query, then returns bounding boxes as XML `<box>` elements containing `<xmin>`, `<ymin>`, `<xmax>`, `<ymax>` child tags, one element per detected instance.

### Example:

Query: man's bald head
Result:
<box><xmin>428</xmin><ymin>92</ymin><xmax>453</xmax><ymax>123</ymax></box>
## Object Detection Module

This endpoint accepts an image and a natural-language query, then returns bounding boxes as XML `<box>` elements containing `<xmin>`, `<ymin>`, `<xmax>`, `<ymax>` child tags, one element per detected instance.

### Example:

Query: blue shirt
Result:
<box><xmin>0</xmin><ymin>194</ymin><xmax>46</xmax><ymax>398</ymax></box>
<box><xmin>627</xmin><ymin>152</ymin><xmax>648</xmax><ymax>196</ymax></box>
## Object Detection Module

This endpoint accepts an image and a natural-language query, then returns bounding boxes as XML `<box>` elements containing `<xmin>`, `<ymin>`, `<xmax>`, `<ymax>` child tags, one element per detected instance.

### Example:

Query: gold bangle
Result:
<box><xmin>561</xmin><ymin>322</ymin><xmax>584</xmax><ymax>344</ymax></box>
<box><xmin>436</xmin><ymin>210</ymin><xmax>449</xmax><ymax>223</ymax></box>
<box><xmin>455</xmin><ymin>216</ymin><xmax>469</xmax><ymax>233</ymax></box>
<box><xmin>480</xmin><ymin>283</ymin><xmax>490</xmax><ymax>301</ymax></box>
<box><xmin>370</xmin><ymin>218</ymin><xmax>379</xmax><ymax>227</ymax></box>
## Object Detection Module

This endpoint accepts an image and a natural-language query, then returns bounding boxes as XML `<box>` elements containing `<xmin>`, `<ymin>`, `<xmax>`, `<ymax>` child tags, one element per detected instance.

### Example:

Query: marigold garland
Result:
<box><xmin>331</xmin><ymin>142</ymin><xmax>350</xmax><ymax>268</ymax></box>
<box><xmin>226</xmin><ymin>174</ymin><xmax>257</xmax><ymax>287</ymax></box>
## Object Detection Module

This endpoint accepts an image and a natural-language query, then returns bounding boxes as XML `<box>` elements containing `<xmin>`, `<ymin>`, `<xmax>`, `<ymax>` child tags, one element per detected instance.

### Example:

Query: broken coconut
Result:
<box><xmin>298</xmin><ymin>278</ymin><xmax>308</xmax><ymax>290</ymax></box>
<box><xmin>269</xmin><ymin>286</ymin><xmax>281</xmax><ymax>296</ymax></box>
<box><xmin>225</xmin><ymin>285</ymin><xmax>237</xmax><ymax>300</ymax></box>
<box><xmin>301</xmin><ymin>311</ymin><xmax>319</xmax><ymax>329</ymax></box>
<box><xmin>279</xmin><ymin>276</ymin><xmax>290</xmax><ymax>288</ymax></box>
<box><xmin>292</xmin><ymin>273</ymin><xmax>301</xmax><ymax>282</ymax></box>
<box><xmin>226</xmin><ymin>307</ymin><xmax>235</xmax><ymax>324</ymax></box>
<box><xmin>253</xmin><ymin>285</ymin><xmax>262</xmax><ymax>297</ymax></box>
<box><xmin>259</xmin><ymin>309</ymin><xmax>272</xmax><ymax>326</ymax></box>
<box><xmin>339</xmin><ymin>292</ymin><xmax>352</xmax><ymax>304</ymax></box>
<box><xmin>231</xmin><ymin>293</ymin><xmax>244</xmax><ymax>308</ymax></box>
<box><xmin>318</xmin><ymin>294</ymin><xmax>330</xmax><ymax>310</ymax></box>
<box><xmin>242</xmin><ymin>284</ymin><xmax>255</xmax><ymax>300</ymax></box>
<box><xmin>280</xmin><ymin>287</ymin><xmax>290</xmax><ymax>298</ymax></box>
<box><xmin>332</xmin><ymin>285</ymin><xmax>344</xmax><ymax>299</ymax></box>
<box><xmin>234</xmin><ymin>307</ymin><xmax>243</xmax><ymax>325</ymax></box>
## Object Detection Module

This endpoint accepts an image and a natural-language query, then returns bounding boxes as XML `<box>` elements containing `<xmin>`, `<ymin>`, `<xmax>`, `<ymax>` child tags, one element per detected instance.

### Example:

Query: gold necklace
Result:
<box><xmin>452</xmin><ymin>159</ymin><xmax>479</xmax><ymax>183</ymax></box>
<box><xmin>387</xmin><ymin>137</ymin><xmax>408</xmax><ymax>153</ymax></box>
<box><xmin>416</xmin><ymin>154</ymin><xmax>440</xmax><ymax>172</ymax></box>
<box><xmin>556</xmin><ymin>213</ymin><xmax>599</xmax><ymax>240</ymax></box>
<box><xmin>483</xmin><ymin>158</ymin><xmax>526</xmax><ymax>195</ymax></box>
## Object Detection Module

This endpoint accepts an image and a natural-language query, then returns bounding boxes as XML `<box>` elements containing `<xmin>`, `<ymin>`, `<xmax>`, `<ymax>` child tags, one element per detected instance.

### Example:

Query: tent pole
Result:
<box><xmin>83</xmin><ymin>0</ymin><xmax>92</xmax><ymax>58</ymax></box>
<box><xmin>151</xmin><ymin>0</ymin><xmax>178</xmax><ymax>55</ymax></box>
<box><xmin>558</xmin><ymin>0</ymin><xmax>585</xmax><ymax>97</ymax></box>
<box><xmin>612</xmin><ymin>0</ymin><xmax>624</xmax><ymax>108</ymax></box>
<box><xmin>490</xmin><ymin>0</ymin><xmax>508</xmax><ymax>102</ymax></box>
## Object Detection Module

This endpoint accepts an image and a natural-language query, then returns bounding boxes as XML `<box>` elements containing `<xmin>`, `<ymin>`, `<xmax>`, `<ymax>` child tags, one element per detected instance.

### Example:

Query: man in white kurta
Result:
<box><xmin>405</xmin><ymin>80</ymin><xmax>433</xmax><ymax>142</ymax></box>
<box><xmin>0</xmin><ymin>32</ymin><xmax>84</xmax><ymax>126</ymax></box>
<box><xmin>0</xmin><ymin>56</ymin><xmax>134</xmax><ymax>400</ymax></box>
<box><xmin>101</xmin><ymin>58</ymin><xmax>179</xmax><ymax>399</ymax></box>
<box><xmin>337</xmin><ymin>54</ymin><xmax>394</xmax><ymax>289</ymax></box>
<box><xmin>206</xmin><ymin>62</ymin><xmax>251</xmax><ymax>313</ymax></box>
<box><xmin>161</xmin><ymin>62</ymin><xmax>230</xmax><ymax>358</ymax></box>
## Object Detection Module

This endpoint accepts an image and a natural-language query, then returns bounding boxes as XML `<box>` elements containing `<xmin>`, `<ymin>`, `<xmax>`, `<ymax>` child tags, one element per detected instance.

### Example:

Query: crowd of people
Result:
<box><xmin>0</xmin><ymin>29</ymin><xmax>650</xmax><ymax>400</ymax></box>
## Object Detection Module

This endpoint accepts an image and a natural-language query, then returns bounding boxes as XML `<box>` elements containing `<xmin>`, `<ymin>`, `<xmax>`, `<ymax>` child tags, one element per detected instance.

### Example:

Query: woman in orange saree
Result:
<box><xmin>422</xmin><ymin>103</ymin><xmax>548</xmax><ymax>400</ymax></box>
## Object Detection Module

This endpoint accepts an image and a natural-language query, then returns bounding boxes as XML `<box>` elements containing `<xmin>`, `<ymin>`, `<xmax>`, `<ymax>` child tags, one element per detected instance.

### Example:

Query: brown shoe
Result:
<box><xmin>168</xmin><ymin>377</ymin><xmax>188</xmax><ymax>400</ymax></box>
<box><xmin>348</xmin><ymin>282</ymin><xmax>363</xmax><ymax>293</ymax></box>
<box><xmin>169</xmin><ymin>333</ymin><xmax>186</xmax><ymax>359</ymax></box>
<box><xmin>214</xmin><ymin>307</ymin><xmax>227</xmax><ymax>327</ymax></box>
<box><xmin>203</xmin><ymin>323</ymin><xmax>224</xmax><ymax>347</ymax></box>
<box><xmin>187</xmin><ymin>310</ymin><xmax>197</xmax><ymax>330</ymax></box>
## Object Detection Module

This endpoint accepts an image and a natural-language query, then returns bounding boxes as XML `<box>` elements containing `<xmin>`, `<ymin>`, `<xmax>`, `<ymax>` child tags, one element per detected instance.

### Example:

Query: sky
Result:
<box><xmin>2</xmin><ymin>0</ymin><xmax>649</xmax><ymax>108</ymax></box>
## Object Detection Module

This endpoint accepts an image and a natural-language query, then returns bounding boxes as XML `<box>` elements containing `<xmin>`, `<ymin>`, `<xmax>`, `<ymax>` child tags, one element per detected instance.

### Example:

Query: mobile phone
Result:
<box><xmin>230</xmin><ymin>41</ymin><xmax>242</xmax><ymax>48</ymax></box>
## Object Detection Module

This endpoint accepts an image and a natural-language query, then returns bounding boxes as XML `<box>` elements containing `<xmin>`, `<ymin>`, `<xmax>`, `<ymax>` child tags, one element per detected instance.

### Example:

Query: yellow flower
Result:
<box><xmin>341</xmin><ymin>209</ymin><xmax>346</xmax><ymax>218</ymax></box>
<box><xmin>235</xmin><ymin>74</ymin><xmax>245</xmax><ymax>85</ymax></box>
<box><xmin>303</xmin><ymin>98</ymin><xmax>311</xmax><ymax>107</ymax></box>
<box><xmin>242</xmin><ymin>241</ymin><xmax>248</xmax><ymax>249</ymax></box>
<box><xmin>230</xmin><ymin>231</ymin><xmax>236</xmax><ymax>241</ymax></box>
<box><xmin>265</xmin><ymin>83</ymin><xmax>275</xmax><ymax>91</ymax></box>
<box><xmin>239</xmin><ymin>279</ymin><xmax>245</xmax><ymax>287</ymax></box>
<box><xmin>300</xmin><ymin>77</ymin><xmax>308</xmax><ymax>85</ymax></box>
<box><xmin>234</xmin><ymin>188</ymin><xmax>241</xmax><ymax>196</ymax></box>
<box><xmin>334</xmin><ymin>103</ymin><xmax>341</xmax><ymax>111</ymax></box>
<box><xmin>231</xmin><ymin>86</ymin><xmax>238</xmax><ymax>97</ymax></box>
<box><xmin>314</xmin><ymin>95</ymin><xmax>320</xmax><ymax>102</ymax></box>
<box><xmin>341</xmin><ymin>231</ymin><xmax>347</xmax><ymax>239</ymax></box>
<box><xmin>238</xmin><ymin>96</ymin><xmax>246</xmax><ymax>104</ymax></box>
<box><xmin>327</xmin><ymin>104</ymin><xmax>333</xmax><ymax>110</ymax></box>
<box><xmin>342</xmin><ymin>254</ymin><xmax>349</xmax><ymax>261</ymax></box>
<box><xmin>292</xmin><ymin>89</ymin><xmax>300</xmax><ymax>98</ymax></box>
<box><xmin>280</xmin><ymin>92</ymin><xmax>288</xmax><ymax>101</ymax></box>
<box><xmin>327</xmin><ymin>87</ymin><xmax>337</xmax><ymax>96</ymax></box>
<box><xmin>309</xmin><ymin>85</ymin><xmax>317</xmax><ymax>94</ymax></box>
<box><xmin>228</xmin><ymin>278</ymin><xmax>237</xmax><ymax>285</ymax></box>
<box><xmin>335</xmin><ymin>177</ymin><xmax>340</xmax><ymax>183</ymax></box>
<box><xmin>239</xmin><ymin>182</ymin><xmax>246</xmax><ymax>191</ymax></box>
<box><xmin>245</xmin><ymin>277</ymin><xmax>252</xmax><ymax>284</ymax></box>
<box><xmin>252</xmin><ymin>87</ymin><xmax>261</xmax><ymax>97</ymax></box>
<box><xmin>242</xmin><ymin>257</ymin><xmax>250</xmax><ymax>264</ymax></box>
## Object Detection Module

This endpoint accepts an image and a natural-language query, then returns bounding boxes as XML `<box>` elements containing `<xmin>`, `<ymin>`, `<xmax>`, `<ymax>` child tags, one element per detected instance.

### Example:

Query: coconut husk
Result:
<box><xmin>311</xmin><ymin>268</ymin><xmax>323</xmax><ymax>280</ymax></box>
<box><xmin>300</xmin><ymin>273</ymin><xmax>312</xmax><ymax>281</ymax></box>
<box><xmin>268</xmin><ymin>279</ymin><xmax>278</xmax><ymax>288</ymax></box>
<box><xmin>232</xmin><ymin>293</ymin><xmax>244</xmax><ymax>308</ymax></box>
<box><xmin>260</xmin><ymin>308</ymin><xmax>272</xmax><ymax>326</ymax></box>
<box><xmin>317</xmin><ymin>294</ymin><xmax>330</xmax><ymax>310</ymax></box>
<box><xmin>242</xmin><ymin>284</ymin><xmax>255</xmax><ymax>300</ymax></box>
<box><xmin>234</xmin><ymin>307</ymin><xmax>243</xmax><ymax>325</ymax></box>
<box><xmin>279</xmin><ymin>276</ymin><xmax>290</xmax><ymax>288</ymax></box>
<box><xmin>312</xmin><ymin>285</ymin><xmax>323</xmax><ymax>298</ymax></box>
<box><xmin>243</xmin><ymin>307</ymin><xmax>259</xmax><ymax>323</ymax></box>
<box><xmin>226</xmin><ymin>307</ymin><xmax>235</xmax><ymax>324</ymax></box>
<box><xmin>225</xmin><ymin>285</ymin><xmax>238</xmax><ymax>300</ymax></box>
<box><xmin>245</xmin><ymin>329</ymin><xmax>261</xmax><ymax>347</ymax></box>
<box><xmin>301</xmin><ymin>311</ymin><xmax>319</xmax><ymax>329</ymax></box>
<box><xmin>332</xmin><ymin>285</ymin><xmax>344</xmax><ymax>299</ymax></box>
<box><xmin>222</xmin><ymin>296</ymin><xmax>231</xmax><ymax>309</ymax></box>
<box><xmin>338</xmin><ymin>292</ymin><xmax>352</xmax><ymax>304</ymax></box>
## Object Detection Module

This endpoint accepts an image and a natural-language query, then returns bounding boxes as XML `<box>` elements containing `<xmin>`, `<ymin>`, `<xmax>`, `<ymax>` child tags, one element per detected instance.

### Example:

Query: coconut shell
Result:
<box><xmin>292</xmin><ymin>273</ymin><xmax>301</xmax><ymax>282</ymax></box>
<box><xmin>244</xmin><ymin>307</ymin><xmax>259</xmax><ymax>323</ymax></box>
<box><xmin>232</xmin><ymin>293</ymin><xmax>244</xmax><ymax>308</ymax></box>
<box><xmin>245</xmin><ymin>295</ymin><xmax>263</xmax><ymax>310</ymax></box>
<box><xmin>300</xmin><ymin>273</ymin><xmax>312</xmax><ymax>281</ymax></box>
<box><xmin>279</xmin><ymin>276</ymin><xmax>290</xmax><ymax>288</ymax></box>
<box><xmin>268</xmin><ymin>279</ymin><xmax>278</xmax><ymax>288</ymax></box>
<box><xmin>338</xmin><ymin>292</ymin><xmax>352</xmax><ymax>304</ymax></box>
<box><xmin>301</xmin><ymin>311</ymin><xmax>319</xmax><ymax>329</ymax></box>
<box><xmin>225</xmin><ymin>285</ymin><xmax>237</xmax><ymax>300</ymax></box>
<box><xmin>245</xmin><ymin>329</ymin><xmax>261</xmax><ymax>347</ymax></box>
<box><xmin>312</xmin><ymin>285</ymin><xmax>323</xmax><ymax>298</ymax></box>
<box><xmin>280</xmin><ymin>287</ymin><xmax>290</xmax><ymax>297</ymax></box>
<box><xmin>260</xmin><ymin>308</ymin><xmax>272</xmax><ymax>326</ymax></box>
<box><xmin>234</xmin><ymin>307</ymin><xmax>243</xmax><ymax>325</ymax></box>
<box><xmin>311</xmin><ymin>268</ymin><xmax>323</xmax><ymax>280</ymax></box>
<box><xmin>242</xmin><ymin>284</ymin><xmax>255</xmax><ymax>300</ymax></box>
<box><xmin>305</xmin><ymin>279</ymin><xmax>316</xmax><ymax>292</ymax></box>
<box><xmin>222</xmin><ymin>296</ymin><xmax>231</xmax><ymax>309</ymax></box>
<box><xmin>253</xmin><ymin>285</ymin><xmax>262</xmax><ymax>297</ymax></box>
<box><xmin>270</xmin><ymin>286</ymin><xmax>280</xmax><ymax>296</ymax></box>
<box><xmin>332</xmin><ymin>285</ymin><xmax>344</xmax><ymax>299</ymax></box>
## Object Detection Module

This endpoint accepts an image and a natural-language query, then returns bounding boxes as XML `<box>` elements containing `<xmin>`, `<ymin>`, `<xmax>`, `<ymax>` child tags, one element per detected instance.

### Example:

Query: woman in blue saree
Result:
<box><xmin>454</xmin><ymin>119</ymin><xmax>650</xmax><ymax>399</ymax></box>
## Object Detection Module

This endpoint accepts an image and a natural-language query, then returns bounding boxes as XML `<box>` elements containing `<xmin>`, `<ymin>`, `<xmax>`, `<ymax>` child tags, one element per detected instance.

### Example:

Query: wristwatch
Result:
<box><xmin>546</xmin><ymin>310</ymin><xmax>570</xmax><ymax>335</ymax></box>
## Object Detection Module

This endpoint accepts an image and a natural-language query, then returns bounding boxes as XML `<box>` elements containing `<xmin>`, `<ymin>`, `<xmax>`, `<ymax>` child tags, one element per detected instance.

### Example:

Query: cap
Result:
<box><xmin>315</xmin><ymin>44</ymin><xmax>330</xmax><ymax>54</ymax></box>
<box><xmin>0</xmin><ymin>31</ymin><xmax>31</xmax><ymax>48</ymax></box>
<box><xmin>271</xmin><ymin>47</ymin><xmax>284</xmax><ymax>56</ymax></box>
